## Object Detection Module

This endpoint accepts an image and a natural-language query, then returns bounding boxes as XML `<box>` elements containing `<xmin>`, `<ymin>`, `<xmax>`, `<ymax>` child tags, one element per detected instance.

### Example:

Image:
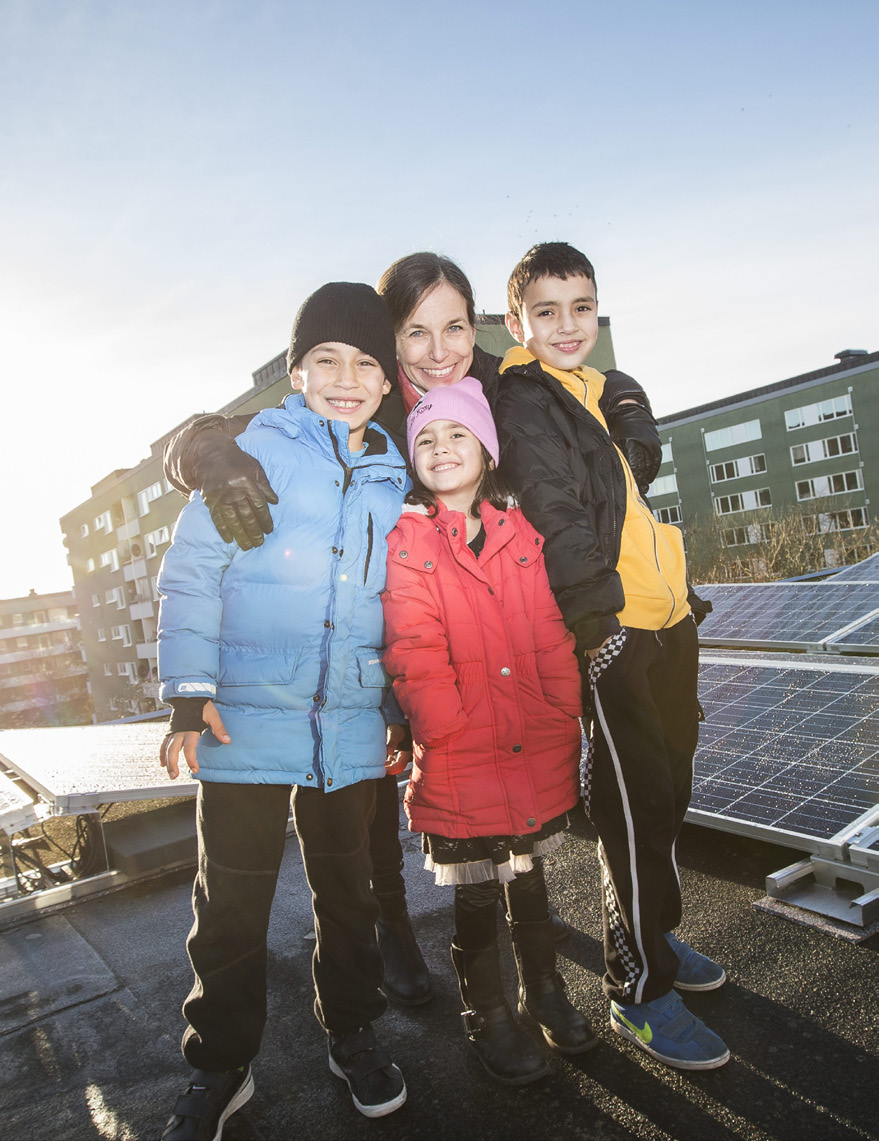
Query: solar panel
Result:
<box><xmin>696</xmin><ymin>582</ymin><xmax>879</xmax><ymax>652</ymax></box>
<box><xmin>0</xmin><ymin>771</ymin><xmax>39</xmax><ymax>835</ymax></box>
<box><xmin>829</xmin><ymin>552</ymin><xmax>879</xmax><ymax>583</ymax></box>
<box><xmin>0</xmin><ymin>723</ymin><xmax>197</xmax><ymax>814</ymax></box>
<box><xmin>689</xmin><ymin>652</ymin><xmax>879</xmax><ymax>855</ymax></box>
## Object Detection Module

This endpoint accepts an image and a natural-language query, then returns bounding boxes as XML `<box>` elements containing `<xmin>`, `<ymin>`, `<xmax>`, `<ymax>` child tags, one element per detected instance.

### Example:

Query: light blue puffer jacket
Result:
<box><xmin>157</xmin><ymin>394</ymin><xmax>409</xmax><ymax>789</ymax></box>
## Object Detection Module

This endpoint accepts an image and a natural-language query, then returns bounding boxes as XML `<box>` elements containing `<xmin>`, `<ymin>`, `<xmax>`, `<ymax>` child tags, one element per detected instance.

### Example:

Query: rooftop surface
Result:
<box><xmin>1</xmin><ymin>803</ymin><xmax>876</xmax><ymax>1141</ymax></box>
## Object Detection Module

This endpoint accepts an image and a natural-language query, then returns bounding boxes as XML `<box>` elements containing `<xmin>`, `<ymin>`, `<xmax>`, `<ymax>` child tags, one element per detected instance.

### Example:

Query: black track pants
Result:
<box><xmin>584</xmin><ymin>617</ymin><xmax>700</xmax><ymax>1005</ymax></box>
<box><xmin>182</xmin><ymin>779</ymin><xmax>386</xmax><ymax>1070</ymax></box>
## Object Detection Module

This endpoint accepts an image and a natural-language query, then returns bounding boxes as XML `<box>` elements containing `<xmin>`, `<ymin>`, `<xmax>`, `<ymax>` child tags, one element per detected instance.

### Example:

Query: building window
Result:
<box><xmin>144</xmin><ymin>527</ymin><xmax>171</xmax><ymax>558</ymax></box>
<box><xmin>91</xmin><ymin>593</ymin><xmax>100</xmax><ymax>607</ymax></box>
<box><xmin>97</xmin><ymin>628</ymin><xmax>107</xmax><ymax>642</ymax></box>
<box><xmin>795</xmin><ymin>470</ymin><xmax>864</xmax><ymax>501</ymax></box>
<box><xmin>790</xmin><ymin>432</ymin><xmax>858</xmax><ymax>466</ymax></box>
<box><xmin>12</xmin><ymin>613</ymin><xmax>23</xmax><ymax>626</ymax></box>
<box><xmin>105</xmin><ymin>587</ymin><xmax>126</xmax><ymax>609</ymax></box>
<box><xmin>87</xmin><ymin>558</ymin><xmax>96</xmax><ymax>573</ymax></box>
<box><xmin>660</xmin><ymin>442</ymin><xmax>673</xmax><ymax>465</ymax></box>
<box><xmin>709</xmin><ymin>454</ymin><xmax>767</xmax><ymax>483</ymax></box>
<box><xmin>137</xmin><ymin>481</ymin><xmax>165</xmax><ymax>516</ymax></box>
<box><xmin>104</xmin><ymin>663</ymin><xmax>114</xmax><ymax>676</ymax></box>
<box><xmin>785</xmin><ymin>393</ymin><xmax>852</xmax><ymax>431</ymax></box>
<box><xmin>803</xmin><ymin>508</ymin><xmax>869</xmax><ymax>534</ymax></box>
<box><xmin>714</xmin><ymin>488</ymin><xmax>772</xmax><ymax>515</ymax></box>
<box><xmin>654</xmin><ymin>505</ymin><xmax>682</xmax><ymax>525</ymax></box>
<box><xmin>99</xmin><ymin>549</ymin><xmax>120</xmax><ymax>573</ymax></box>
<box><xmin>16</xmin><ymin>636</ymin><xmax>29</xmax><ymax>648</ymax></box>
<box><xmin>110</xmin><ymin>624</ymin><xmax>131</xmax><ymax>647</ymax></box>
<box><xmin>721</xmin><ymin>522</ymin><xmax>775</xmax><ymax>547</ymax></box>
<box><xmin>80</xmin><ymin>523</ymin><xmax>90</xmax><ymax>538</ymax></box>
<box><xmin>93</xmin><ymin>510</ymin><xmax>113</xmax><ymax>533</ymax></box>
<box><xmin>704</xmin><ymin>419</ymin><xmax>762</xmax><ymax>452</ymax></box>
<box><xmin>649</xmin><ymin>474</ymin><xmax>678</xmax><ymax>497</ymax></box>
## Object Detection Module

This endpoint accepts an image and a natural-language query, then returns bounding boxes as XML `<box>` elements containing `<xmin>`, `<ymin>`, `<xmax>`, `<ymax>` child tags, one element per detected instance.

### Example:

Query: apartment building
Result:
<box><xmin>650</xmin><ymin>349</ymin><xmax>878</xmax><ymax>560</ymax></box>
<box><xmin>0</xmin><ymin>589</ymin><xmax>89</xmax><ymax>729</ymax></box>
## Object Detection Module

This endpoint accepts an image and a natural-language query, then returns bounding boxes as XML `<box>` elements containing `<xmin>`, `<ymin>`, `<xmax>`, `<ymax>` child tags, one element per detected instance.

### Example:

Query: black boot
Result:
<box><xmin>549</xmin><ymin>904</ymin><xmax>570</xmax><ymax>941</ymax></box>
<box><xmin>509</xmin><ymin>918</ymin><xmax>598</xmax><ymax>1054</ymax></box>
<box><xmin>451</xmin><ymin>942</ymin><xmax>550</xmax><ymax>1086</ymax></box>
<box><xmin>377</xmin><ymin>913</ymin><xmax>434</xmax><ymax>1006</ymax></box>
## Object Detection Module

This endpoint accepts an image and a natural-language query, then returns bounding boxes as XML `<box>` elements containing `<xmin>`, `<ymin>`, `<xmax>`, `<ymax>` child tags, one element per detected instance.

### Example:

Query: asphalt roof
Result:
<box><xmin>1</xmin><ymin>804</ymin><xmax>876</xmax><ymax>1141</ymax></box>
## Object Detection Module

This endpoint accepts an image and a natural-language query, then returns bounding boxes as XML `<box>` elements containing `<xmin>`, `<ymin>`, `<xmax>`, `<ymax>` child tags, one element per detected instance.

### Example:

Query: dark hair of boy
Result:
<box><xmin>406</xmin><ymin>445</ymin><xmax>510</xmax><ymax>518</ymax></box>
<box><xmin>506</xmin><ymin>242</ymin><xmax>597</xmax><ymax>321</ymax></box>
<box><xmin>378</xmin><ymin>252</ymin><xmax>478</xmax><ymax>332</ymax></box>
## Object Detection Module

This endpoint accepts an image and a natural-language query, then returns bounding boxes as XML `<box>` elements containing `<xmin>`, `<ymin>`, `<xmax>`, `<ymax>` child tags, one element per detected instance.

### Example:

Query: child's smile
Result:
<box><xmin>414</xmin><ymin>419</ymin><xmax>485</xmax><ymax>513</ymax></box>
<box><xmin>292</xmin><ymin>342</ymin><xmax>392</xmax><ymax>451</ymax></box>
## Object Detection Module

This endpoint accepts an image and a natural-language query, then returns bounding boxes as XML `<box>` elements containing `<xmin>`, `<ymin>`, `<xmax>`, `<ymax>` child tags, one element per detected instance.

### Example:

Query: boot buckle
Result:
<box><xmin>461</xmin><ymin>1009</ymin><xmax>484</xmax><ymax>1039</ymax></box>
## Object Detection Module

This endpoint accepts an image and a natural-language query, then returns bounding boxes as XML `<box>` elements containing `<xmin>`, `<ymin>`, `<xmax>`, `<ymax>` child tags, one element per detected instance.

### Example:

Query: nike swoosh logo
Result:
<box><xmin>615</xmin><ymin>1008</ymin><xmax>653</xmax><ymax>1044</ymax></box>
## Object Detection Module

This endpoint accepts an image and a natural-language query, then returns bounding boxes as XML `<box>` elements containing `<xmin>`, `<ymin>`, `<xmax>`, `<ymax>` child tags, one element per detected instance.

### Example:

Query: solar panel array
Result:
<box><xmin>0</xmin><ymin>723</ymin><xmax>197</xmax><ymax>813</ymax></box>
<box><xmin>697</xmin><ymin>582</ymin><xmax>879</xmax><ymax>652</ymax></box>
<box><xmin>690</xmin><ymin>652</ymin><xmax>879</xmax><ymax>852</ymax></box>
<box><xmin>830</xmin><ymin>552</ymin><xmax>879</xmax><ymax>583</ymax></box>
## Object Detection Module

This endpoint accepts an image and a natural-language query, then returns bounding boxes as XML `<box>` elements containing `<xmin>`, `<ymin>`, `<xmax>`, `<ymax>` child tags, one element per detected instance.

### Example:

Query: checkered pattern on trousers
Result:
<box><xmin>600</xmin><ymin>841</ymin><xmax>641</xmax><ymax>1000</ymax></box>
<box><xmin>580</xmin><ymin>629</ymin><xmax>628</xmax><ymax>810</ymax></box>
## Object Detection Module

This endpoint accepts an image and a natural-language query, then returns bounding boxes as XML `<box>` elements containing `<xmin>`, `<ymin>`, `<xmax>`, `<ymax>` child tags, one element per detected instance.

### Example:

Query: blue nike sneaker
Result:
<box><xmin>665</xmin><ymin>931</ymin><xmax>727</xmax><ymax>991</ymax></box>
<box><xmin>610</xmin><ymin>990</ymin><xmax>730</xmax><ymax>1070</ymax></box>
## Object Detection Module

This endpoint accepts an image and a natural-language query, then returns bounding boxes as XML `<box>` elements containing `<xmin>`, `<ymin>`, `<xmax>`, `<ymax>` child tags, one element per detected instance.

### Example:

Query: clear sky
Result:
<box><xmin>1</xmin><ymin>0</ymin><xmax>876</xmax><ymax>599</ymax></box>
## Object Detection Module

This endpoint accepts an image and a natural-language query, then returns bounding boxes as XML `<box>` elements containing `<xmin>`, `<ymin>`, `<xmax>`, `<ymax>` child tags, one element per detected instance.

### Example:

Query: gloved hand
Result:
<box><xmin>623</xmin><ymin>438</ymin><xmax>661</xmax><ymax>495</ymax></box>
<box><xmin>189</xmin><ymin>431</ymin><xmax>279</xmax><ymax>549</ymax></box>
<box><xmin>609</xmin><ymin>403</ymin><xmax>662</xmax><ymax>495</ymax></box>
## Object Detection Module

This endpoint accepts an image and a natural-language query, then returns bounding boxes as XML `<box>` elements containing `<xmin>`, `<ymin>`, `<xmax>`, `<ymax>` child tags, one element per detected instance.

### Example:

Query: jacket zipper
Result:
<box><xmin>364</xmin><ymin>513</ymin><xmax>374</xmax><ymax>585</ymax></box>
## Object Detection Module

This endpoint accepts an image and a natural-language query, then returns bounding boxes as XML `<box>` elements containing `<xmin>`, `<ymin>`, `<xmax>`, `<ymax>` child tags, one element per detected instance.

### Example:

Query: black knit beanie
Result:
<box><xmin>286</xmin><ymin>282</ymin><xmax>398</xmax><ymax>386</ymax></box>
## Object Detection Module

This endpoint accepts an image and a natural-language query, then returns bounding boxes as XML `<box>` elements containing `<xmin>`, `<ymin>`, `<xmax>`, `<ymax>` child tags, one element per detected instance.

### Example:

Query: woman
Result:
<box><xmin>163</xmin><ymin>251</ymin><xmax>661</xmax><ymax>1006</ymax></box>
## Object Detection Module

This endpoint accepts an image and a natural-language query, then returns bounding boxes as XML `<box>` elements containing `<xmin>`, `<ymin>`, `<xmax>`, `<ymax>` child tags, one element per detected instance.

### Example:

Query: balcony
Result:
<box><xmin>129</xmin><ymin>600</ymin><xmax>154</xmax><ymax>622</ymax></box>
<box><xmin>116</xmin><ymin>519</ymin><xmax>141</xmax><ymax>542</ymax></box>
<box><xmin>136</xmin><ymin>642</ymin><xmax>158</xmax><ymax>660</ymax></box>
<box><xmin>123</xmin><ymin>558</ymin><xmax>148</xmax><ymax>583</ymax></box>
<box><xmin>0</xmin><ymin>641</ymin><xmax>83</xmax><ymax>667</ymax></box>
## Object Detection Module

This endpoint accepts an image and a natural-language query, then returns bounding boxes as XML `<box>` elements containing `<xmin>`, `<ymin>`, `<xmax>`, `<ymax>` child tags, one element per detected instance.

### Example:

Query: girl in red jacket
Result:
<box><xmin>382</xmin><ymin>378</ymin><xmax>596</xmax><ymax>1086</ymax></box>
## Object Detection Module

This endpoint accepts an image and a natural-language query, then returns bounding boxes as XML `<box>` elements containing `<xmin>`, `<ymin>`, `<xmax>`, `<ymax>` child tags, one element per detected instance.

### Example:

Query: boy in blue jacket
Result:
<box><xmin>157</xmin><ymin>283</ymin><xmax>411</xmax><ymax>1139</ymax></box>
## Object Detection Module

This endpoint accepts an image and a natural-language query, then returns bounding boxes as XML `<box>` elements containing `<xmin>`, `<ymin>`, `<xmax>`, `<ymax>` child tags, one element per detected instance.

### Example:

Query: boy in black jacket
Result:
<box><xmin>496</xmin><ymin>242</ymin><xmax>728</xmax><ymax>1071</ymax></box>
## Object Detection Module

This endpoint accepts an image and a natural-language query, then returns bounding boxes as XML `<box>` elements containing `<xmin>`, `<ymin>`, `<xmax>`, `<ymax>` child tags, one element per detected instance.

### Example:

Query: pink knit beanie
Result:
<box><xmin>406</xmin><ymin>377</ymin><xmax>499</xmax><ymax>466</ymax></box>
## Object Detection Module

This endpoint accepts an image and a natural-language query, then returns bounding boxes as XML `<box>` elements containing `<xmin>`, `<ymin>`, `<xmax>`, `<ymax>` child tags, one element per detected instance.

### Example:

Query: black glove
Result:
<box><xmin>609</xmin><ymin>403</ymin><xmax>662</xmax><ymax>494</ymax></box>
<box><xmin>189</xmin><ymin>431</ymin><xmax>279</xmax><ymax>550</ymax></box>
<box><xmin>168</xmin><ymin>697</ymin><xmax>209</xmax><ymax>733</ymax></box>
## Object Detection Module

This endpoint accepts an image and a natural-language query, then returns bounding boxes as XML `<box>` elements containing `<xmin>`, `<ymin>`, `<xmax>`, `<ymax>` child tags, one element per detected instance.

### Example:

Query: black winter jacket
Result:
<box><xmin>494</xmin><ymin>357</ymin><xmax>661</xmax><ymax>653</ymax></box>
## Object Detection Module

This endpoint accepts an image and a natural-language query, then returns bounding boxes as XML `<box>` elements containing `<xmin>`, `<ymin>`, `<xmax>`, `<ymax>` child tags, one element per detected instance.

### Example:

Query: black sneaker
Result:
<box><xmin>161</xmin><ymin>1066</ymin><xmax>254</xmax><ymax>1141</ymax></box>
<box><xmin>328</xmin><ymin>1025</ymin><xmax>407</xmax><ymax>1118</ymax></box>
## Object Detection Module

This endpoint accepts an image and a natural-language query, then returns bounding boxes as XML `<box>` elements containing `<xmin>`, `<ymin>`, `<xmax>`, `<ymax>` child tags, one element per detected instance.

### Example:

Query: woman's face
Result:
<box><xmin>396</xmin><ymin>281</ymin><xmax>477</xmax><ymax>392</ymax></box>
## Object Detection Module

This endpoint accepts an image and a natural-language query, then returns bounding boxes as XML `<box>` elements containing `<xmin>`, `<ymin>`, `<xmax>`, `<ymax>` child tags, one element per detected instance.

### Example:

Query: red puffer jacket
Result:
<box><xmin>382</xmin><ymin>501</ymin><xmax>582</xmax><ymax>839</ymax></box>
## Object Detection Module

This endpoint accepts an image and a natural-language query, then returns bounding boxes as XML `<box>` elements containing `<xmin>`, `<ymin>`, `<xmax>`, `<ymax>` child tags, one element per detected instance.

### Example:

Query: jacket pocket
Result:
<box><xmin>356</xmin><ymin>648</ymin><xmax>392</xmax><ymax>688</ymax></box>
<box><xmin>218</xmin><ymin>651</ymin><xmax>301</xmax><ymax>687</ymax></box>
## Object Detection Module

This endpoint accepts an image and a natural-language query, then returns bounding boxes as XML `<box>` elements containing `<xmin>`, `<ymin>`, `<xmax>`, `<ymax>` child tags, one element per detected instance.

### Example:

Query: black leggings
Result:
<box><xmin>454</xmin><ymin>861</ymin><xmax>549</xmax><ymax>950</ymax></box>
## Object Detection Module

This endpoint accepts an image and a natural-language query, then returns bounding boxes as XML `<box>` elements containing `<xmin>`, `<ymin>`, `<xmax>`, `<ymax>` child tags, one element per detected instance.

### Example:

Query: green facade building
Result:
<box><xmin>649</xmin><ymin>350</ymin><xmax>878</xmax><ymax>565</ymax></box>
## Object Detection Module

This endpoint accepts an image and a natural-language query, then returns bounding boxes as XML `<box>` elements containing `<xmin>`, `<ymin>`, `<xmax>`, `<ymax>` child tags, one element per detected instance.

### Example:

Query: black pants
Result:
<box><xmin>368</xmin><ymin>773</ymin><xmax>407</xmax><ymax>915</ymax></box>
<box><xmin>585</xmin><ymin>618</ymin><xmax>700</xmax><ymax>1005</ymax></box>
<box><xmin>182</xmin><ymin>779</ymin><xmax>386</xmax><ymax>1071</ymax></box>
<box><xmin>454</xmin><ymin>863</ymin><xmax>549</xmax><ymax>949</ymax></box>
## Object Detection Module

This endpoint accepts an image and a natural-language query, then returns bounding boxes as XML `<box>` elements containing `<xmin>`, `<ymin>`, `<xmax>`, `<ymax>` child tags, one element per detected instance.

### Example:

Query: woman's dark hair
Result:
<box><xmin>377</xmin><ymin>252</ymin><xmax>477</xmax><ymax>334</ymax></box>
<box><xmin>406</xmin><ymin>445</ymin><xmax>511</xmax><ymax>519</ymax></box>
